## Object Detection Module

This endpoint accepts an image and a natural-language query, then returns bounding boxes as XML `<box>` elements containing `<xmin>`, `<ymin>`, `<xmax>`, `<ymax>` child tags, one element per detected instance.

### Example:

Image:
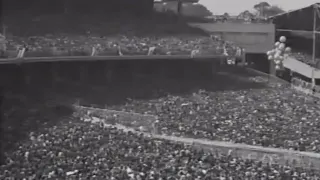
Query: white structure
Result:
<box><xmin>188</xmin><ymin>22</ymin><xmax>275</xmax><ymax>54</ymax></box>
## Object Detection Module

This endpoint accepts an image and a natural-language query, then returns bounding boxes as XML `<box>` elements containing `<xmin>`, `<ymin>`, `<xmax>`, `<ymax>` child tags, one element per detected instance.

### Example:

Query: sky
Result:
<box><xmin>200</xmin><ymin>0</ymin><xmax>320</xmax><ymax>15</ymax></box>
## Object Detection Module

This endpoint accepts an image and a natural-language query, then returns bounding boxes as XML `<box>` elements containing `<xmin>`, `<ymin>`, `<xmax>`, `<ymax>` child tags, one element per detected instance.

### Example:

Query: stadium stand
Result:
<box><xmin>271</xmin><ymin>3</ymin><xmax>320</xmax><ymax>69</ymax></box>
<box><xmin>2</xmin><ymin>0</ymin><xmax>320</xmax><ymax>178</ymax></box>
<box><xmin>0</xmin><ymin>0</ymin><xmax>239</xmax><ymax>59</ymax></box>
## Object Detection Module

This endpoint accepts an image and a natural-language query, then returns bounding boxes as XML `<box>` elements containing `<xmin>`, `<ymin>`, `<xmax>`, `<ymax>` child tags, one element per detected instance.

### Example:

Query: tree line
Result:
<box><xmin>155</xmin><ymin>1</ymin><xmax>285</xmax><ymax>18</ymax></box>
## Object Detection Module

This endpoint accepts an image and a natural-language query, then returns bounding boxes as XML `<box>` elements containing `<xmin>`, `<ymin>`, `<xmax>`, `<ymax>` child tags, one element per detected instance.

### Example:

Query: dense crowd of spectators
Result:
<box><xmin>1</xmin><ymin>10</ymin><xmax>320</xmax><ymax>178</ymax></box>
<box><xmin>95</xmin><ymin>67</ymin><xmax>320</xmax><ymax>153</ymax></box>
<box><xmin>2</xmin><ymin>115</ymin><xmax>320</xmax><ymax>179</ymax></box>
<box><xmin>0</xmin><ymin>12</ymin><xmax>240</xmax><ymax>58</ymax></box>
<box><xmin>211</xmin><ymin>16</ymin><xmax>270</xmax><ymax>24</ymax></box>
<box><xmin>3</xmin><ymin>61</ymin><xmax>319</xmax><ymax>151</ymax></box>
<box><xmin>2</xmin><ymin>56</ymin><xmax>320</xmax><ymax>178</ymax></box>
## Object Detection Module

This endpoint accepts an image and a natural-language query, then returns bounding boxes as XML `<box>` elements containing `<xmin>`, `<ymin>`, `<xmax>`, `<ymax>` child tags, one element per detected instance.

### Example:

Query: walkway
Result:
<box><xmin>283</xmin><ymin>56</ymin><xmax>320</xmax><ymax>79</ymax></box>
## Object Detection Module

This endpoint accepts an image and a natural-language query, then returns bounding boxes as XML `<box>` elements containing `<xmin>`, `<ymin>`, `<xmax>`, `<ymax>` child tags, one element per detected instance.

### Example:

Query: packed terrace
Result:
<box><xmin>1</xmin><ymin>0</ymin><xmax>320</xmax><ymax>179</ymax></box>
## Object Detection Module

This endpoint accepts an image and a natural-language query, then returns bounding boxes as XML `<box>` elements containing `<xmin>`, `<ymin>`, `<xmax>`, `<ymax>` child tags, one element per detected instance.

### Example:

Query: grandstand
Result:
<box><xmin>1</xmin><ymin>0</ymin><xmax>320</xmax><ymax>179</ymax></box>
<box><xmin>270</xmin><ymin>4</ymin><xmax>320</xmax><ymax>80</ymax></box>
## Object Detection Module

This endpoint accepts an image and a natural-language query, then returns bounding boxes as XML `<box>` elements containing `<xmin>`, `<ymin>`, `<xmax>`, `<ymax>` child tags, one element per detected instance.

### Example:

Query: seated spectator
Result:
<box><xmin>0</xmin><ymin>34</ymin><xmax>6</xmax><ymax>58</ymax></box>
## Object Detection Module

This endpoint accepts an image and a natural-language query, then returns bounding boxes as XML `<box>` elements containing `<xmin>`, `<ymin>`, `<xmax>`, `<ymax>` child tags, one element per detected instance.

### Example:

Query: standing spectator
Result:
<box><xmin>0</xmin><ymin>33</ymin><xmax>6</xmax><ymax>58</ymax></box>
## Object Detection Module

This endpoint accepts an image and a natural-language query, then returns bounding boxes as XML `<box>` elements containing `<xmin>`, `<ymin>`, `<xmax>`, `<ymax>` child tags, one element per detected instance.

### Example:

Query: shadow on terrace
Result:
<box><xmin>0</xmin><ymin>60</ymin><xmax>269</xmax><ymax>151</ymax></box>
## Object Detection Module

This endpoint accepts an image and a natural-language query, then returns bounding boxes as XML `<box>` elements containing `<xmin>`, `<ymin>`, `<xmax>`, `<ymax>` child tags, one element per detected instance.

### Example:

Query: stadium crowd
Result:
<box><xmin>1</xmin><ymin>59</ymin><xmax>320</xmax><ymax>178</ymax></box>
<box><xmin>1</xmin><ymin>3</ymin><xmax>320</xmax><ymax>179</ymax></box>
<box><xmin>98</xmin><ymin>68</ymin><xmax>320</xmax><ymax>153</ymax></box>
<box><xmin>1</xmin><ymin>115</ymin><xmax>320</xmax><ymax>179</ymax></box>
<box><xmin>0</xmin><ymin>13</ymin><xmax>239</xmax><ymax>58</ymax></box>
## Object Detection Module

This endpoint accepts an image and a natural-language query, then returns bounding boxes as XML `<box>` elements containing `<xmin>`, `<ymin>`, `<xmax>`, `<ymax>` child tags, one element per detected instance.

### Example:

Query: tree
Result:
<box><xmin>238</xmin><ymin>10</ymin><xmax>254</xmax><ymax>19</ymax></box>
<box><xmin>254</xmin><ymin>2</ymin><xmax>270</xmax><ymax>17</ymax></box>
<box><xmin>181</xmin><ymin>3</ymin><xmax>212</xmax><ymax>17</ymax></box>
<box><xmin>263</xmin><ymin>5</ymin><xmax>285</xmax><ymax>17</ymax></box>
<box><xmin>254</xmin><ymin>2</ymin><xmax>270</xmax><ymax>9</ymax></box>
<box><xmin>223</xmin><ymin>12</ymin><xmax>230</xmax><ymax>18</ymax></box>
<box><xmin>253</xmin><ymin>2</ymin><xmax>284</xmax><ymax>17</ymax></box>
<box><xmin>155</xmin><ymin>2</ymin><xmax>212</xmax><ymax>17</ymax></box>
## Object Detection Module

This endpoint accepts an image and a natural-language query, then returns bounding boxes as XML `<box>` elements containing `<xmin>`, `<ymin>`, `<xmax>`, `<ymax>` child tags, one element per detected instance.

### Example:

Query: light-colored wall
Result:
<box><xmin>189</xmin><ymin>22</ymin><xmax>275</xmax><ymax>53</ymax></box>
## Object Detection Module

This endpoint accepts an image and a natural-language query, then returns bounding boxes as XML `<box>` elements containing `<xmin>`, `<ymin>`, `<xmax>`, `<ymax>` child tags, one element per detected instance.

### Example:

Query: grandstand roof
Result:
<box><xmin>269</xmin><ymin>3</ymin><xmax>320</xmax><ymax>31</ymax></box>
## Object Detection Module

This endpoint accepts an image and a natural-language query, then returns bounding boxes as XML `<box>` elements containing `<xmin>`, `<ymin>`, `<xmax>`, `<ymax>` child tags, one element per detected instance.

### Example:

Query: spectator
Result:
<box><xmin>1</xmin><ymin>12</ymin><xmax>239</xmax><ymax>58</ymax></box>
<box><xmin>0</xmin><ymin>33</ymin><xmax>6</xmax><ymax>58</ymax></box>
